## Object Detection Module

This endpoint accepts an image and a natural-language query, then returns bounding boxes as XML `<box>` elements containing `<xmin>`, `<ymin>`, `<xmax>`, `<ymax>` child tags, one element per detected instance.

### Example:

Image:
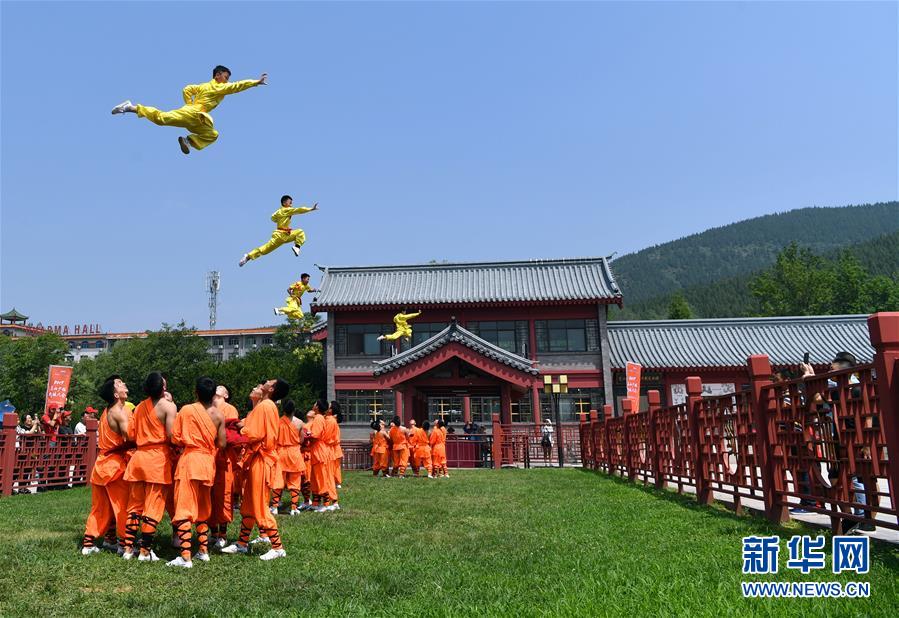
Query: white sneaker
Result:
<box><xmin>178</xmin><ymin>136</ymin><xmax>191</xmax><ymax>154</ymax></box>
<box><xmin>289</xmin><ymin>508</ymin><xmax>301</xmax><ymax>516</ymax></box>
<box><xmin>111</xmin><ymin>100</ymin><xmax>133</xmax><ymax>114</ymax></box>
<box><xmin>331</xmin><ymin>503</ymin><xmax>341</xmax><ymax>511</ymax></box>
<box><xmin>269</xmin><ymin>506</ymin><xmax>278</xmax><ymax>515</ymax></box>
<box><xmin>239</xmin><ymin>255</ymin><xmax>249</xmax><ymax>267</ymax></box>
<box><xmin>220</xmin><ymin>543</ymin><xmax>248</xmax><ymax>554</ymax></box>
<box><xmin>427</xmin><ymin>475</ymin><xmax>434</xmax><ymax>479</ymax></box>
<box><xmin>249</xmin><ymin>535</ymin><xmax>271</xmax><ymax>545</ymax></box>
<box><xmin>81</xmin><ymin>546</ymin><xmax>101</xmax><ymax>556</ymax></box>
<box><xmin>259</xmin><ymin>548</ymin><xmax>286</xmax><ymax>561</ymax></box>
<box><xmin>336</xmin><ymin>484</ymin><xmax>342</xmax><ymax>489</ymax></box>
<box><xmin>299</xmin><ymin>502</ymin><xmax>312</xmax><ymax>511</ymax></box>
<box><xmin>312</xmin><ymin>505</ymin><xmax>326</xmax><ymax>513</ymax></box>
<box><xmin>292</xmin><ymin>245</ymin><xmax>301</xmax><ymax>257</ymax></box>
<box><xmin>166</xmin><ymin>556</ymin><xmax>193</xmax><ymax>569</ymax></box>
<box><xmin>138</xmin><ymin>550</ymin><xmax>160</xmax><ymax>562</ymax></box>
<box><xmin>273</xmin><ymin>308</ymin><xmax>280</xmax><ymax>316</ymax></box>
<box><xmin>213</xmin><ymin>538</ymin><xmax>227</xmax><ymax>550</ymax></box>
<box><xmin>193</xmin><ymin>552</ymin><xmax>210</xmax><ymax>562</ymax></box>
<box><xmin>122</xmin><ymin>550</ymin><xmax>135</xmax><ymax>560</ymax></box>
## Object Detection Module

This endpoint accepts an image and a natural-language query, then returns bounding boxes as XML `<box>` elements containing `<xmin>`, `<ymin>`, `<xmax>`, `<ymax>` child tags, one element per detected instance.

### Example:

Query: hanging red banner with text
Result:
<box><xmin>625</xmin><ymin>362</ymin><xmax>642</xmax><ymax>411</ymax></box>
<box><xmin>44</xmin><ymin>365</ymin><xmax>73</xmax><ymax>414</ymax></box>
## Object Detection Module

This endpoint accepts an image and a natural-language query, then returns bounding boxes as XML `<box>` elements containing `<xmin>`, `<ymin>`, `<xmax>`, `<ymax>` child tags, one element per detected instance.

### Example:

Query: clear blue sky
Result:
<box><xmin>1</xmin><ymin>1</ymin><xmax>896</xmax><ymax>331</ymax></box>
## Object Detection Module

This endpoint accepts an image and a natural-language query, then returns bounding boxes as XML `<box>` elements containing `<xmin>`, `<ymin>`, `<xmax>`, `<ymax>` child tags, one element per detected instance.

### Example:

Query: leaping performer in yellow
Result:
<box><xmin>274</xmin><ymin>273</ymin><xmax>319</xmax><ymax>320</ymax></box>
<box><xmin>378</xmin><ymin>310</ymin><xmax>422</xmax><ymax>342</ymax></box>
<box><xmin>111</xmin><ymin>65</ymin><xmax>267</xmax><ymax>154</ymax></box>
<box><xmin>239</xmin><ymin>196</ymin><xmax>319</xmax><ymax>267</ymax></box>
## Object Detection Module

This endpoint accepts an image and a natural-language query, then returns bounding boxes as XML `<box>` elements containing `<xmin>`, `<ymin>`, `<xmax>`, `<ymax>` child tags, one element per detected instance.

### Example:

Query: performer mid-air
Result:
<box><xmin>240</xmin><ymin>196</ymin><xmax>318</xmax><ymax>266</ymax></box>
<box><xmin>274</xmin><ymin>273</ymin><xmax>319</xmax><ymax>319</ymax></box>
<box><xmin>111</xmin><ymin>65</ymin><xmax>267</xmax><ymax>154</ymax></box>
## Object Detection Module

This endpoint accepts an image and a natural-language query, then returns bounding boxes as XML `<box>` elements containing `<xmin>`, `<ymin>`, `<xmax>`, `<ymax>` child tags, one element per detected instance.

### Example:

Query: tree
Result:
<box><xmin>0</xmin><ymin>333</ymin><xmax>67</xmax><ymax>415</ymax></box>
<box><xmin>667</xmin><ymin>292</ymin><xmax>694</xmax><ymax>319</ymax></box>
<box><xmin>749</xmin><ymin>243</ymin><xmax>836</xmax><ymax>316</ymax></box>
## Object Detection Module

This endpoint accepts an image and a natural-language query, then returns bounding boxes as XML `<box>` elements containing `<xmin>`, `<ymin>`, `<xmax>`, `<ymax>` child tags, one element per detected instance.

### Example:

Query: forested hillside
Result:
<box><xmin>610</xmin><ymin>202</ymin><xmax>899</xmax><ymax>306</ymax></box>
<box><xmin>610</xmin><ymin>203</ymin><xmax>899</xmax><ymax>320</ymax></box>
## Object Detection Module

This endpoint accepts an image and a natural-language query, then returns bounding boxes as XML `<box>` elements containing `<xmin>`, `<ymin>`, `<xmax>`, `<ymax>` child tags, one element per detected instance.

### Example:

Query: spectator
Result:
<box><xmin>41</xmin><ymin>406</ymin><xmax>68</xmax><ymax>444</ymax></box>
<box><xmin>75</xmin><ymin>407</ymin><xmax>97</xmax><ymax>435</ymax></box>
<box><xmin>541</xmin><ymin>419</ymin><xmax>554</xmax><ymax>462</ymax></box>
<box><xmin>18</xmin><ymin>413</ymin><xmax>40</xmax><ymax>434</ymax></box>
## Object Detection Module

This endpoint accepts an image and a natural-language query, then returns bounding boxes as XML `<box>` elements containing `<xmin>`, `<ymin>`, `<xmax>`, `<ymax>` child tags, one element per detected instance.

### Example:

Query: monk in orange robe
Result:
<box><xmin>323</xmin><ymin>402</ymin><xmax>342</xmax><ymax>508</ymax></box>
<box><xmin>370</xmin><ymin>419</ymin><xmax>390</xmax><ymax>477</ymax></box>
<box><xmin>210</xmin><ymin>385</ymin><xmax>240</xmax><ymax>548</ymax></box>
<box><xmin>167</xmin><ymin>377</ymin><xmax>227</xmax><ymax>568</ymax></box>
<box><xmin>221</xmin><ymin>379</ymin><xmax>289</xmax><ymax>560</ymax></box>
<box><xmin>389</xmin><ymin>416</ymin><xmax>410</xmax><ymax>478</ymax></box>
<box><xmin>122</xmin><ymin>372</ymin><xmax>177</xmax><ymax>561</ymax></box>
<box><xmin>270</xmin><ymin>400</ymin><xmax>305</xmax><ymax>515</ymax></box>
<box><xmin>412</xmin><ymin>420</ymin><xmax>434</xmax><ymax>478</ymax></box>
<box><xmin>332</xmin><ymin>406</ymin><xmax>344</xmax><ymax>489</ymax></box>
<box><xmin>429</xmin><ymin>419</ymin><xmax>449</xmax><ymax>478</ymax></box>
<box><xmin>306</xmin><ymin>399</ymin><xmax>339</xmax><ymax>510</ymax></box>
<box><xmin>81</xmin><ymin>375</ymin><xmax>132</xmax><ymax>555</ymax></box>
<box><xmin>299</xmin><ymin>409</ymin><xmax>314</xmax><ymax>509</ymax></box>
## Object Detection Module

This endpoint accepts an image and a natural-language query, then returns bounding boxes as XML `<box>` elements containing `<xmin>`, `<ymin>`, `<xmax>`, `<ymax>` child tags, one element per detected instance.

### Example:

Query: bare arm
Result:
<box><xmin>212</xmin><ymin>409</ymin><xmax>227</xmax><ymax>449</ymax></box>
<box><xmin>162</xmin><ymin>400</ymin><xmax>177</xmax><ymax>440</ymax></box>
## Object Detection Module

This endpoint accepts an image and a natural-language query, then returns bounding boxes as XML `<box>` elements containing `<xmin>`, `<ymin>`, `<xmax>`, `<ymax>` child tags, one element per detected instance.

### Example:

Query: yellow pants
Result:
<box><xmin>248</xmin><ymin>229</ymin><xmax>306</xmax><ymax>261</ymax></box>
<box><xmin>136</xmin><ymin>104</ymin><xmax>219</xmax><ymax>150</ymax></box>
<box><xmin>278</xmin><ymin>296</ymin><xmax>303</xmax><ymax>319</ymax></box>
<box><xmin>382</xmin><ymin>326</ymin><xmax>412</xmax><ymax>341</ymax></box>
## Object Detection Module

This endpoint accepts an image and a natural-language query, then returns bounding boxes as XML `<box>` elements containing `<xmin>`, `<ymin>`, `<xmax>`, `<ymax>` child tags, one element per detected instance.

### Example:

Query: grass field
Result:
<box><xmin>0</xmin><ymin>469</ymin><xmax>896</xmax><ymax>616</ymax></box>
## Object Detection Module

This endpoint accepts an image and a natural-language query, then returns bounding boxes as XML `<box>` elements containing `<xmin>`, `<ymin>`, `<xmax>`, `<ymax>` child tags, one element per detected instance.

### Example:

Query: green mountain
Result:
<box><xmin>609</xmin><ymin>202</ymin><xmax>899</xmax><ymax>320</ymax></box>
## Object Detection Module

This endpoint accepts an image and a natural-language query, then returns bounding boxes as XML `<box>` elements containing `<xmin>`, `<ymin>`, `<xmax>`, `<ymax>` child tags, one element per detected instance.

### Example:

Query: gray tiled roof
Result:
<box><xmin>608</xmin><ymin>315</ymin><xmax>874</xmax><ymax>369</ymax></box>
<box><xmin>311</xmin><ymin>258</ymin><xmax>622</xmax><ymax>311</ymax></box>
<box><xmin>373</xmin><ymin>321</ymin><xmax>539</xmax><ymax>376</ymax></box>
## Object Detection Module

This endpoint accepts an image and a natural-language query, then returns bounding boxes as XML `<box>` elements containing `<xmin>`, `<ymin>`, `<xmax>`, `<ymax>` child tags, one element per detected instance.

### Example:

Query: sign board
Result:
<box><xmin>44</xmin><ymin>365</ymin><xmax>73</xmax><ymax>415</ymax></box>
<box><xmin>670</xmin><ymin>382</ymin><xmax>736</xmax><ymax>405</ymax></box>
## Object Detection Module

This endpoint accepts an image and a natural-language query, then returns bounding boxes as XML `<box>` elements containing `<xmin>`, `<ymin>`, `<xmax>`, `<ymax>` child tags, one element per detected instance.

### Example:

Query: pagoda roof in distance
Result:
<box><xmin>0</xmin><ymin>308</ymin><xmax>28</xmax><ymax>322</ymax></box>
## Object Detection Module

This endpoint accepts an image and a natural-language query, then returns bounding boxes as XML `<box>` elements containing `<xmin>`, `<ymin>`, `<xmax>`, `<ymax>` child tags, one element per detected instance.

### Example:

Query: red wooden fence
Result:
<box><xmin>579</xmin><ymin>312</ymin><xmax>899</xmax><ymax>534</ymax></box>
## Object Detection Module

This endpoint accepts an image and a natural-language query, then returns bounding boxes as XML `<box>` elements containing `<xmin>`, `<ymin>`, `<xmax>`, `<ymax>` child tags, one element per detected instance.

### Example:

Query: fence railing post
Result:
<box><xmin>622</xmin><ymin>398</ymin><xmax>634</xmax><ymax>480</ymax></box>
<box><xmin>1</xmin><ymin>413</ymin><xmax>18</xmax><ymax>496</ymax></box>
<box><xmin>578</xmin><ymin>412</ymin><xmax>588</xmax><ymax>468</ymax></box>
<box><xmin>589</xmin><ymin>410</ymin><xmax>599</xmax><ymax>470</ymax></box>
<box><xmin>867</xmin><ymin>312</ymin><xmax>899</xmax><ymax>511</ymax></box>
<box><xmin>686</xmin><ymin>377</ymin><xmax>711</xmax><ymax>505</ymax></box>
<box><xmin>602</xmin><ymin>404</ymin><xmax>613</xmax><ymax>472</ymax></box>
<box><xmin>647</xmin><ymin>390</ymin><xmax>662</xmax><ymax>489</ymax></box>
<box><xmin>747</xmin><ymin>354</ymin><xmax>786</xmax><ymax>524</ymax></box>
<box><xmin>492</xmin><ymin>413</ymin><xmax>502</xmax><ymax>469</ymax></box>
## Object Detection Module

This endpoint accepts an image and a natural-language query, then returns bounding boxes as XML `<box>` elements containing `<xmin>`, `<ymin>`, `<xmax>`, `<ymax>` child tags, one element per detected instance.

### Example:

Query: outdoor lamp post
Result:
<box><xmin>543</xmin><ymin>374</ymin><xmax>568</xmax><ymax>467</ymax></box>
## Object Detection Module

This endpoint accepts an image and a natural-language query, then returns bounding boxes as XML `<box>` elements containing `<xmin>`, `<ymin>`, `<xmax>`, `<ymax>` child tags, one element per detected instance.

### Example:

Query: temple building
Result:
<box><xmin>310</xmin><ymin>258</ymin><xmax>874</xmax><ymax>430</ymax></box>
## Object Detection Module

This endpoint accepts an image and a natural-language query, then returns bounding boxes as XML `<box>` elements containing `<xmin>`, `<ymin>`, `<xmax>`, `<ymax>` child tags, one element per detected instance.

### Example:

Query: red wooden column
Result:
<box><xmin>867</xmin><ymin>312</ymin><xmax>899</xmax><ymax>510</ymax></box>
<box><xmin>622</xmin><ymin>398</ymin><xmax>634</xmax><ymax>479</ymax></box>
<box><xmin>602</xmin><ymin>403</ymin><xmax>613</xmax><ymax>471</ymax></box>
<box><xmin>589</xmin><ymin>410</ymin><xmax>599</xmax><ymax>469</ymax></box>
<box><xmin>1</xmin><ymin>413</ymin><xmax>18</xmax><ymax>496</ymax></box>
<box><xmin>84</xmin><ymin>416</ymin><xmax>99</xmax><ymax>481</ymax></box>
<box><xmin>686</xmin><ymin>377</ymin><xmax>711</xmax><ymax>505</ymax></box>
<box><xmin>647</xmin><ymin>390</ymin><xmax>663</xmax><ymax>489</ymax></box>
<box><xmin>500</xmin><ymin>384</ymin><xmax>512</xmax><ymax>425</ymax></box>
<box><xmin>531</xmin><ymin>383</ymin><xmax>542</xmax><ymax>423</ymax></box>
<box><xmin>462</xmin><ymin>395</ymin><xmax>471</xmax><ymax>424</ymax></box>
<box><xmin>403</xmin><ymin>389</ymin><xmax>415</xmax><ymax>424</ymax></box>
<box><xmin>394</xmin><ymin>389</ymin><xmax>404</xmax><ymax>422</ymax></box>
<box><xmin>747</xmin><ymin>354</ymin><xmax>786</xmax><ymax>524</ymax></box>
<box><xmin>491</xmin><ymin>413</ymin><xmax>503</xmax><ymax>468</ymax></box>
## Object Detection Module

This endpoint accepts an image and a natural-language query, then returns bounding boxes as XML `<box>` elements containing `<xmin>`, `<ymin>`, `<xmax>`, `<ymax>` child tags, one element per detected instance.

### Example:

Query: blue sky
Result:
<box><xmin>1</xmin><ymin>1</ymin><xmax>896</xmax><ymax>331</ymax></box>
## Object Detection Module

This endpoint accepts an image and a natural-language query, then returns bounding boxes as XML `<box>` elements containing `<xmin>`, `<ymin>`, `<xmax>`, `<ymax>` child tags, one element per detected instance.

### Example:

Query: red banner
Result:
<box><xmin>44</xmin><ymin>365</ymin><xmax>73</xmax><ymax>414</ymax></box>
<box><xmin>625</xmin><ymin>362</ymin><xmax>642</xmax><ymax>410</ymax></box>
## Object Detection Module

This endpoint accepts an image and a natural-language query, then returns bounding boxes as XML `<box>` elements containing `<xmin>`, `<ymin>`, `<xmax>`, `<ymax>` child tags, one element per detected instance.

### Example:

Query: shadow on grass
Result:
<box><xmin>574</xmin><ymin>467</ymin><xmax>899</xmax><ymax>568</ymax></box>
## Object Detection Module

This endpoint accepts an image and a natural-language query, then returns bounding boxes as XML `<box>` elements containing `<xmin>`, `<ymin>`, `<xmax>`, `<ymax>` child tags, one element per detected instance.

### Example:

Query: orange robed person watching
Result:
<box><xmin>166</xmin><ymin>377</ymin><xmax>227</xmax><ymax>568</ymax></box>
<box><xmin>429</xmin><ymin>419</ymin><xmax>449</xmax><ymax>478</ymax></box>
<box><xmin>270</xmin><ymin>399</ymin><xmax>306</xmax><ymax>515</ymax></box>
<box><xmin>209</xmin><ymin>385</ymin><xmax>240</xmax><ymax>549</ymax></box>
<box><xmin>370</xmin><ymin>419</ymin><xmax>390</xmax><ymax>477</ymax></box>
<box><xmin>81</xmin><ymin>375</ymin><xmax>132</xmax><ymax>555</ymax></box>
<box><xmin>306</xmin><ymin>399</ymin><xmax>339</xmax><ymax>511</ymax></box>
<box><xmin>221</xmin><ymin>379</ymin><xmax>289</xmax><ymax>561</ymax></box>
<box><xmin>122</xmin><ymin>372</ymin><xmax>177</xmax><ymax>561</ymax></box>
<box><xmin>389</xmin><ymin>416</ymin><xmax>410</xmax><ymax>478</ymax></box>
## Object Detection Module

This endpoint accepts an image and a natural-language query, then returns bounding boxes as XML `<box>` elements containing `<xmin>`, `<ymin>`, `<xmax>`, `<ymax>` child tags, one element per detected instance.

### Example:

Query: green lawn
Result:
<box><xmin>0</xmin><ymin>469</ymin><xmax>896</xmax><ymax>616</ymax></box>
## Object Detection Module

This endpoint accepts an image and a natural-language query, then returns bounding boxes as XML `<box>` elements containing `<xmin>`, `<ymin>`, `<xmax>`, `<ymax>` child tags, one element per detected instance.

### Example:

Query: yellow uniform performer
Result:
<box><xmin>278</xmin><ymin>281</ymin><xmax>315</xmax><ymax>320</ymax></box>
<box><xmin>135</xmin><ymin>79</ymin><xmax>260</xmax><ymax>150</ymax></box>
<box><xmin>247</xmin><ymin>205</ymin><xmax>315</xmax><ymax>261</ymax></box>
<box><xmin>381</xmin><ymin>311</ymin><xmax>421</xmax><ymax>341</ymax></box>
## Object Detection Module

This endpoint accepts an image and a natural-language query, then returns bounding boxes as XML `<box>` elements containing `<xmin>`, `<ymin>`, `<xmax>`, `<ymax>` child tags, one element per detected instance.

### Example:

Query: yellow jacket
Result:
<box><xmin>271</xmin><ymin>206</ymin><xmax>314</xmax><ymax>230</ymax></box>
<box><xmin>181</xmin><ymin>79</ymin><xmax>259</xmax><ymax>113</ymax></box>
<box><xmin>394</xmin><ymin>311</ymin><xmax>421</xmax><ymax>328</ymax></box>
<box><xmin>289</xmin><ymin>280</ymin><xmax>315</xmax><ymax>299</ymax></box>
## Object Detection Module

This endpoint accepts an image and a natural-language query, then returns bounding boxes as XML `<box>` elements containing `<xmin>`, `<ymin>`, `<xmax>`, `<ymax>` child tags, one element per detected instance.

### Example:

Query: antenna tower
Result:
<box><xmin>206</xmin><ymin>271</ymin><xmax>221</xmax><ymax>329</ymax></box>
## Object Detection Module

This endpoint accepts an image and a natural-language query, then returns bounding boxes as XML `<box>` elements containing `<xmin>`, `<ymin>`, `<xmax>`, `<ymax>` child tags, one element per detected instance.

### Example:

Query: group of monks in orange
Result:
<box><xmin>80</xmin><ymin>371</ymin><xmax>343</xmax><ymax>568</ymax></box>
<box><xmin>370</xmin><ymin>416</ymin><xmax>449</xmax><ymax>478</ymax></box>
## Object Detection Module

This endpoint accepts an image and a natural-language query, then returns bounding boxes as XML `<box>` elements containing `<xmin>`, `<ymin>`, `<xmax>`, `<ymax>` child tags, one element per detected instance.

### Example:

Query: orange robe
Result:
<box><xmin>410</xmin><ymin>427</ymin><xmax>433</xmax><ymax>475</ymax></box>
<box><xmin>82</xmin><ymin>408</ymin><xmax>130</xmax><ymax>546</ymax></box>
<box><xmin>430</xmin><ymin>427</ymin><xmax>448</xmax><ymax>475</ymax></box>
<box><xmin>238</xmin><ymin>399</ymin><xmax>282</xmax><ymax>549</ymax></box>
<box><xmin>307</xmin><ymin>414</ymin><xmax>337</xmax><ymax>503</ymax></box>
<box><xmin>271</xmin><ymin>416</ymin><xmax>304</xmax><ymax>510</ymax></box>
<box><xmin>124</xmin><ymin>398</ymin><xmax>173</xmax><ymax>550</ymax></box>
<box><xmin>323</xmin><ymin>415</ymin><xmax>340</xmax><ymax>500</ymax></box>
<box><xmin>210</xmin><ymin>401</ymin><xmax>239</xmax><ymax>533</ymax></box>
<box><xmin>370</xmin><ymin>431</ymin><xmax>389</xmax><ymax>474</ymax></box>
<box><xmin>171</xmin><ymin>402</ymin><xmax>218</xmax><ymax>559</ymax></box>
<box><xmin>389</xmin><ymin>425</ymin><xmax>409</xmax><ymax>476</ymax></box>
<box><xmin>332</xmin><ymin>421</ymin><xmax>343</xmax><ymax>486</ymax></box>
